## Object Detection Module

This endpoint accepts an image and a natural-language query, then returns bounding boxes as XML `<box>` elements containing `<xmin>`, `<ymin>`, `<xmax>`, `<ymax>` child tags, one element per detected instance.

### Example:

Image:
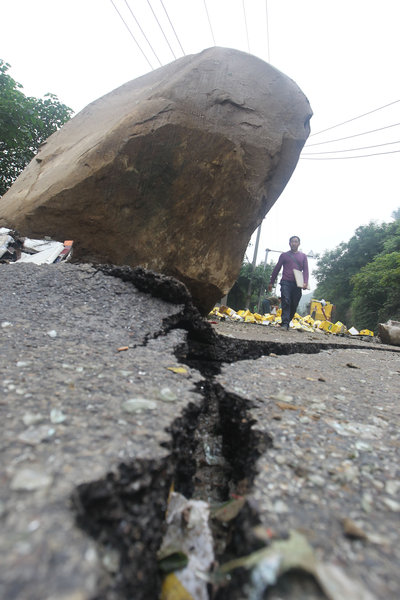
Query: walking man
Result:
<box><xmin>267</xmin><ymin>236</ymin><xmax>309</xmax><ymax>330</ymax></box>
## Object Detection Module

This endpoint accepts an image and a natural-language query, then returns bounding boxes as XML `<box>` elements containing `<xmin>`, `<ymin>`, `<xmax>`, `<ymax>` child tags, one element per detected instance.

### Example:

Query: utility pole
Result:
<box><xmin>245</xmin><ymin>224</ymin><xmax>262</xmax><ymax>309</ymax></box>
<box><xmin>256</xmin><ymin>248</ymin><xmax>270</xmax><ymax>313</ymax></box>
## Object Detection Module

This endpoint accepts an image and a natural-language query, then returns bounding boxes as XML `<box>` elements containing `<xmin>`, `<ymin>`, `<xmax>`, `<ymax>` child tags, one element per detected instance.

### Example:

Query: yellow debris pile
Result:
<box><xmin>208</xmin><ymin>305</ymin><xmax>374</xmax><ymax>337</ymax></box>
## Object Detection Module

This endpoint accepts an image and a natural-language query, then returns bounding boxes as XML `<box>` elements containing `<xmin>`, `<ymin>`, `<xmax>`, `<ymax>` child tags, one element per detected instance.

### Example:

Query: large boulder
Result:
<box><xmin>0</xmin><ymin>47</ymin><xmax>312</xmax><ymax>313</ymax></box>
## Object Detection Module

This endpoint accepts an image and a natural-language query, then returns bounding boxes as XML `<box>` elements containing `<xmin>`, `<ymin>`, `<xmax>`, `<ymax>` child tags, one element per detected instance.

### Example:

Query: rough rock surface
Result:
<box><xmin>378</xmin><ymin>319</ymin><xmax>400</xmax><ymax>346</ymax></box>
<box><xmin>0</xmin><ymin>47</ymin><xmax>312</xmax><ymax>313</ymax></box>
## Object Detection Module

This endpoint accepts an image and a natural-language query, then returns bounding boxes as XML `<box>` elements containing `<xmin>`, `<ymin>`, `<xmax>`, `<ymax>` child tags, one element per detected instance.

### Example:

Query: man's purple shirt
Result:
<box><xmin>269</xmin><ymin>251</ymin><xmax>309</xmax><ymax>285</ymax></box>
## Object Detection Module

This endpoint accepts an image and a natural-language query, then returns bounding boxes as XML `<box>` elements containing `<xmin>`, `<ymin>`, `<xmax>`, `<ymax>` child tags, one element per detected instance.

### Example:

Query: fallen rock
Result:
<box><xmin>378</xmin><ymin>320</ymin><xmax>400</xmax><ymax>346</ymax></box>
<box><xmin>0</xmin><ymin>47</ymin><xmax>312</xmax><ymax>313</ymax></box>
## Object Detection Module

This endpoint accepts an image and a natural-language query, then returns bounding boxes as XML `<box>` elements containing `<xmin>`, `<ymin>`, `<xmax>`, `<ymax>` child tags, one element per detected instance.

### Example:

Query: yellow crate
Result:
<box><xmin>310</xmin><ymin>300</ymin><xmax>334</xmax><ymax>321</ymax></box>
<box><xmin>319</xmin><ymin>320</ymin><xmax>334</xmax><ymax>333</ymax></box>
<box><xmin>359</xmin><ymin>329</ymin><xmax>374</xmax><ymax>336</ymax></box>
<box><xmin>331</xmin><ymin>321</ymin><xmax>347</xmax><ymax>334</ymax></box>
<box><xmin>245</xmin><ymin>315</ymin><xmax>256</xmax><ymax>323</ymax></box>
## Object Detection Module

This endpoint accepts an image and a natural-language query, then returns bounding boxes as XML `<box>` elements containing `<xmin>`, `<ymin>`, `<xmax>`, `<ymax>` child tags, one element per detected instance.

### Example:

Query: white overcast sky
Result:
<box><xmin>1</xmin><ymin>0</ymin><xmax>400</xmax><ymax>287</ymax></box>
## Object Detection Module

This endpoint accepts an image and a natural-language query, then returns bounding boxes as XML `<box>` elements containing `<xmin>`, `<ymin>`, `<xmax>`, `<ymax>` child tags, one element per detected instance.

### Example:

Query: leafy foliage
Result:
<box><xmin>0</xmin><ymin>60</ymin><xmax>73</xmax><ymax>196</ymax></box>
<box><xmin>227</xmin><ymin>261</ymin><xmax>274</xmax><ymax>311</ymax></box>
<box><xmin>391</xmin><ymin>207</ymin><xmax>400</xmax><ymax>221</ymax></box>
<box><xmin>314</xmin><ymin>217</ymin><xmax>400</xmax><ymax>330</ymax></box>
<box><xmin>351</xmin><ymin>251</ymin><xmax>400</xmax><ymax>329</ymax></box>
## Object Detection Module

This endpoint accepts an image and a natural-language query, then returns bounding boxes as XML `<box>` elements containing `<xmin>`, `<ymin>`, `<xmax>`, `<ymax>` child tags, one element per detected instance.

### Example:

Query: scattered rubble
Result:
<box><xmin>0</xmin><ymin>228</ymin><xmax>73</xmax><ymax>264</ymax></box>
<box><xmin>209</xmin><ymin>304</ymin><xmax>374</xmax><ymax>338</ymax></box>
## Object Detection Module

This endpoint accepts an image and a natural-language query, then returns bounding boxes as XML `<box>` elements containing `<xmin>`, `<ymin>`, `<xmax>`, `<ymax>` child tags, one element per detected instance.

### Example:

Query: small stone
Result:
<box><xmin>383</xmin><ymin>497</ymin><xmax>400</xmax><ymax>512</ymax></box>
<box><xmin>327</xmin><ymin>420</ymin><xmax>382</xmax><ymax>439</ymax></box>
<box><xmin>10</xmin><ymin>468</ymin><xmax>53</xmax><ymax>491</ymax></box>
<box><xmin>385</xmin><ymin>480</ymin><xmax>400</xmax><ymax>496</ymax></box>
<box><xmin>22</xmin><ymin>412</ymin><xmax>44</xmax><ymax>426</ymax></box>
<box><xmin>122</xmin><ymin>398</ymin><xmax>157</xmax><ymax>413</ymax></box>
<box><xmin>269</xmin><ymin>392</ymin><xmax>294</xmax><ymax>403</ymax></box>
<box><xmin>341</xmin><ymin>464</ymin><xmax>359</xmax><ymax>483</ymax></box>
<box><xmin>16</xmin><ymin>361</ymin><xmax>31</xmax><ymax>367</ymax></box>
<box><xmin>272</xmin><ymin>414</ymin><xmax>282</xmax><ymax>420</ymax></box>
<box><xmin>273</xmin><ymin>500</ymin><xmax>289</xmax><ymax>513</ymax></box>
<box><xmin>342</xmin><ymin>518</ymin><xmax>367</xmax><ymax>540</ymax></box>
<box><xmin>1</xmin><ymin>321</ymin><xmax>13</xmax><ymax>328</ymax></box>
<box><xmin>308</xmin><ymin>474</ymin><xmax>325</xmax><ymax>487</ymax></box>
<box><xmin>159</xmin><ymin>387</ymin><xmax>178</xmax><ymax>402</ymax></box>
<box><xmin>47</xmin><ymin>330</ymin><xmax>57</xmax><ymax>338</ymax></box>
<box><xmin>299</xmin><ymin>416</ymin><xmax>311</xmax><ymax>424</ymax></box>
<box><xmin>18</xmin><ymin>425</ymin><xmax>56</xmax><ymax>445</ymax></box>
<box><xmin>50</xmin><ymin>408</ymin><xmax>67</xmax><ymax>424</ymax></box>
<box><xmin>84</xmin><ymin>546</ymin><xmax>98</xmax><ymax>565</ymax></box>
<box><xmin>102</xmin><ymin>549</ymin><xmax>120</xmax><ymax>573</ymax></box>
<box><xmin>355</xmin><ymin>441</ymin><xmax>373</xmax><ymax>452</ymax></box>
<box><xmin>27</xmin><ymin>519</ymin><xmax>41</xmax><ymax>532</ymax></box>
<box><xmin>361</xmin><ymin>492</ymin><xmax>373</xmax><ymax>513</ymax></box>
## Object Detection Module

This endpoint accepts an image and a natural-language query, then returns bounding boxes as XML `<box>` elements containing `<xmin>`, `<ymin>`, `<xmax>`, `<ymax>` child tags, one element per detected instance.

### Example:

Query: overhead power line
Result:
<box><xmin>146</xmin><ymin>0</ymin><xmax>177</xmax><ymax>60</ymax></box>
<box><xmin>124</xmin><ymin>0</ymin><xmax>162</xmax><ymax>67</ymax></box>
<box><xmin>301</xmin><ymin>148</ymin><xmax>400</xmax><ymax>160</ymax></box>
<box><xmin>265</xmin><ymin>0</ymin><xmax>271</xmax><ymax>62</ymax></box>
<box><xmin>203</xmin><ymin>0</ymin><xmax>216</xmax><ymax>46</ymax></box>
<box><xmin>302</xmin><ymin>139</ymin><xmax>400</xmax><ymax>155</ymax></box>
<box><xmin>242</xmin><ymin>0</ymin><xmax>251</xmax><ymax>53</ymax></box>
<box><xmin>310</xmin><ymin>99</ymin><xmax>400</xmax><ymax>137</ymax></box>
<box><xmin>109</xmin><ymin>0</ymin><xmax>154</xmax><ymax>70</ymax></box>
<box><xmin>305</xmin><ymin>121</ymin><xmax>400</xmax><ymax>147</ymax></box>
<box><xmin>160</xmin><ymin>0</ymin><xmax>185</xmax><ymax>56</ymax></box>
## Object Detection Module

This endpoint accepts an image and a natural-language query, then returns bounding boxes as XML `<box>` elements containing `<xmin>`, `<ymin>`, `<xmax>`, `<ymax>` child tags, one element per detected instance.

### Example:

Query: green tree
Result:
<box><xmin>351</xmin><ymin>251</ymin><xmax>400</xmax><ymax>330</ymax></box>
<box><xmin>391</xmin><ymin>206</ymin><xmax>400</xmax><ymax>221</ymax></box>
<box><xmin>0</xmin><ymin>60</ymin><xmax>73</xmax><ymax>196</ymax></box>
<box><xmin>227</xmin><ymin>261</ymin><xmax>274</xmax><ymax>311</ymax></box>
<box><xmin>313</xmin><ymin>222</ymin><xmax>393</xmax><ymax>323</ymax></box>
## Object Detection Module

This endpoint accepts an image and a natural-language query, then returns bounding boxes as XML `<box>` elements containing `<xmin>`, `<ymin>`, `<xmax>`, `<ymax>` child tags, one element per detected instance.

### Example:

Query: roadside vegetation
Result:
<box><xmin>227</xmin><ymin>261</ymin><xmax>274</xmax><ymax>311</ymax></box>
<box><xmin>314</xmin><ymin>209</ymin><xmax>400</xmax><ymax>332</ymax></box>
<box><xmin>0</xmin><ymin>60</ymin><xmax>73</xmax><ymax>196</ymax></box>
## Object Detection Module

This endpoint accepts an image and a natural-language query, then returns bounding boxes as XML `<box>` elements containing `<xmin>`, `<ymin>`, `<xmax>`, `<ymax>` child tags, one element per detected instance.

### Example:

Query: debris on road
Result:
<box><xmin>0</xmin><ymin>228</ymin><xmax>73</xmax><ymax>264</ymax></box>
<box><xmin>217</xmin><ymin>530</ymin><xmax>375</xmax><ymax>600</ymax></box>
<box><xmin>209</xmin><ymin>304</ymin><xmax>374</xmax><ymax>338</ymax></box>
<box><xmin>159</xmin><ymin>492</ymin><xmax>214</xmax><ymax>600</ymax></box>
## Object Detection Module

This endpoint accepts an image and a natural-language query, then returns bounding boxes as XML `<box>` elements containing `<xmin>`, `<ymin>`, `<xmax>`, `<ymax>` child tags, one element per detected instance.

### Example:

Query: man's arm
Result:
<box><xmin>302</xmin><ymin>254</ymin><xmax>309</xmax><ymax>289</ymax></box>
<box><xmin>268</xmin><ymin>254</ymin><xmax>284</xmax><ymax>291</ymax></box>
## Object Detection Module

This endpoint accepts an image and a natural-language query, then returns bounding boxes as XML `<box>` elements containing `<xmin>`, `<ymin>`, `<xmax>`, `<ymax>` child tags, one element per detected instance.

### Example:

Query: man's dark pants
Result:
<box><xmin>280</xmin><ymin>280</ymin><xmax>302</xmax><ymax>327</ymax></box>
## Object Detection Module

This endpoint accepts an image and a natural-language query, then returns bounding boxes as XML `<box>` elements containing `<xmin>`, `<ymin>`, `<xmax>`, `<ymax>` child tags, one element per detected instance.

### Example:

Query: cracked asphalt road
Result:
<box><xmin>1</xmin><ymin>263</ymin><xmax>399</xmax><ymax>600</ymax></box>
<box><xmin>0</xmin><ymin>263</ymin><xmax>206</xmax><ymax>600</ymax></box>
